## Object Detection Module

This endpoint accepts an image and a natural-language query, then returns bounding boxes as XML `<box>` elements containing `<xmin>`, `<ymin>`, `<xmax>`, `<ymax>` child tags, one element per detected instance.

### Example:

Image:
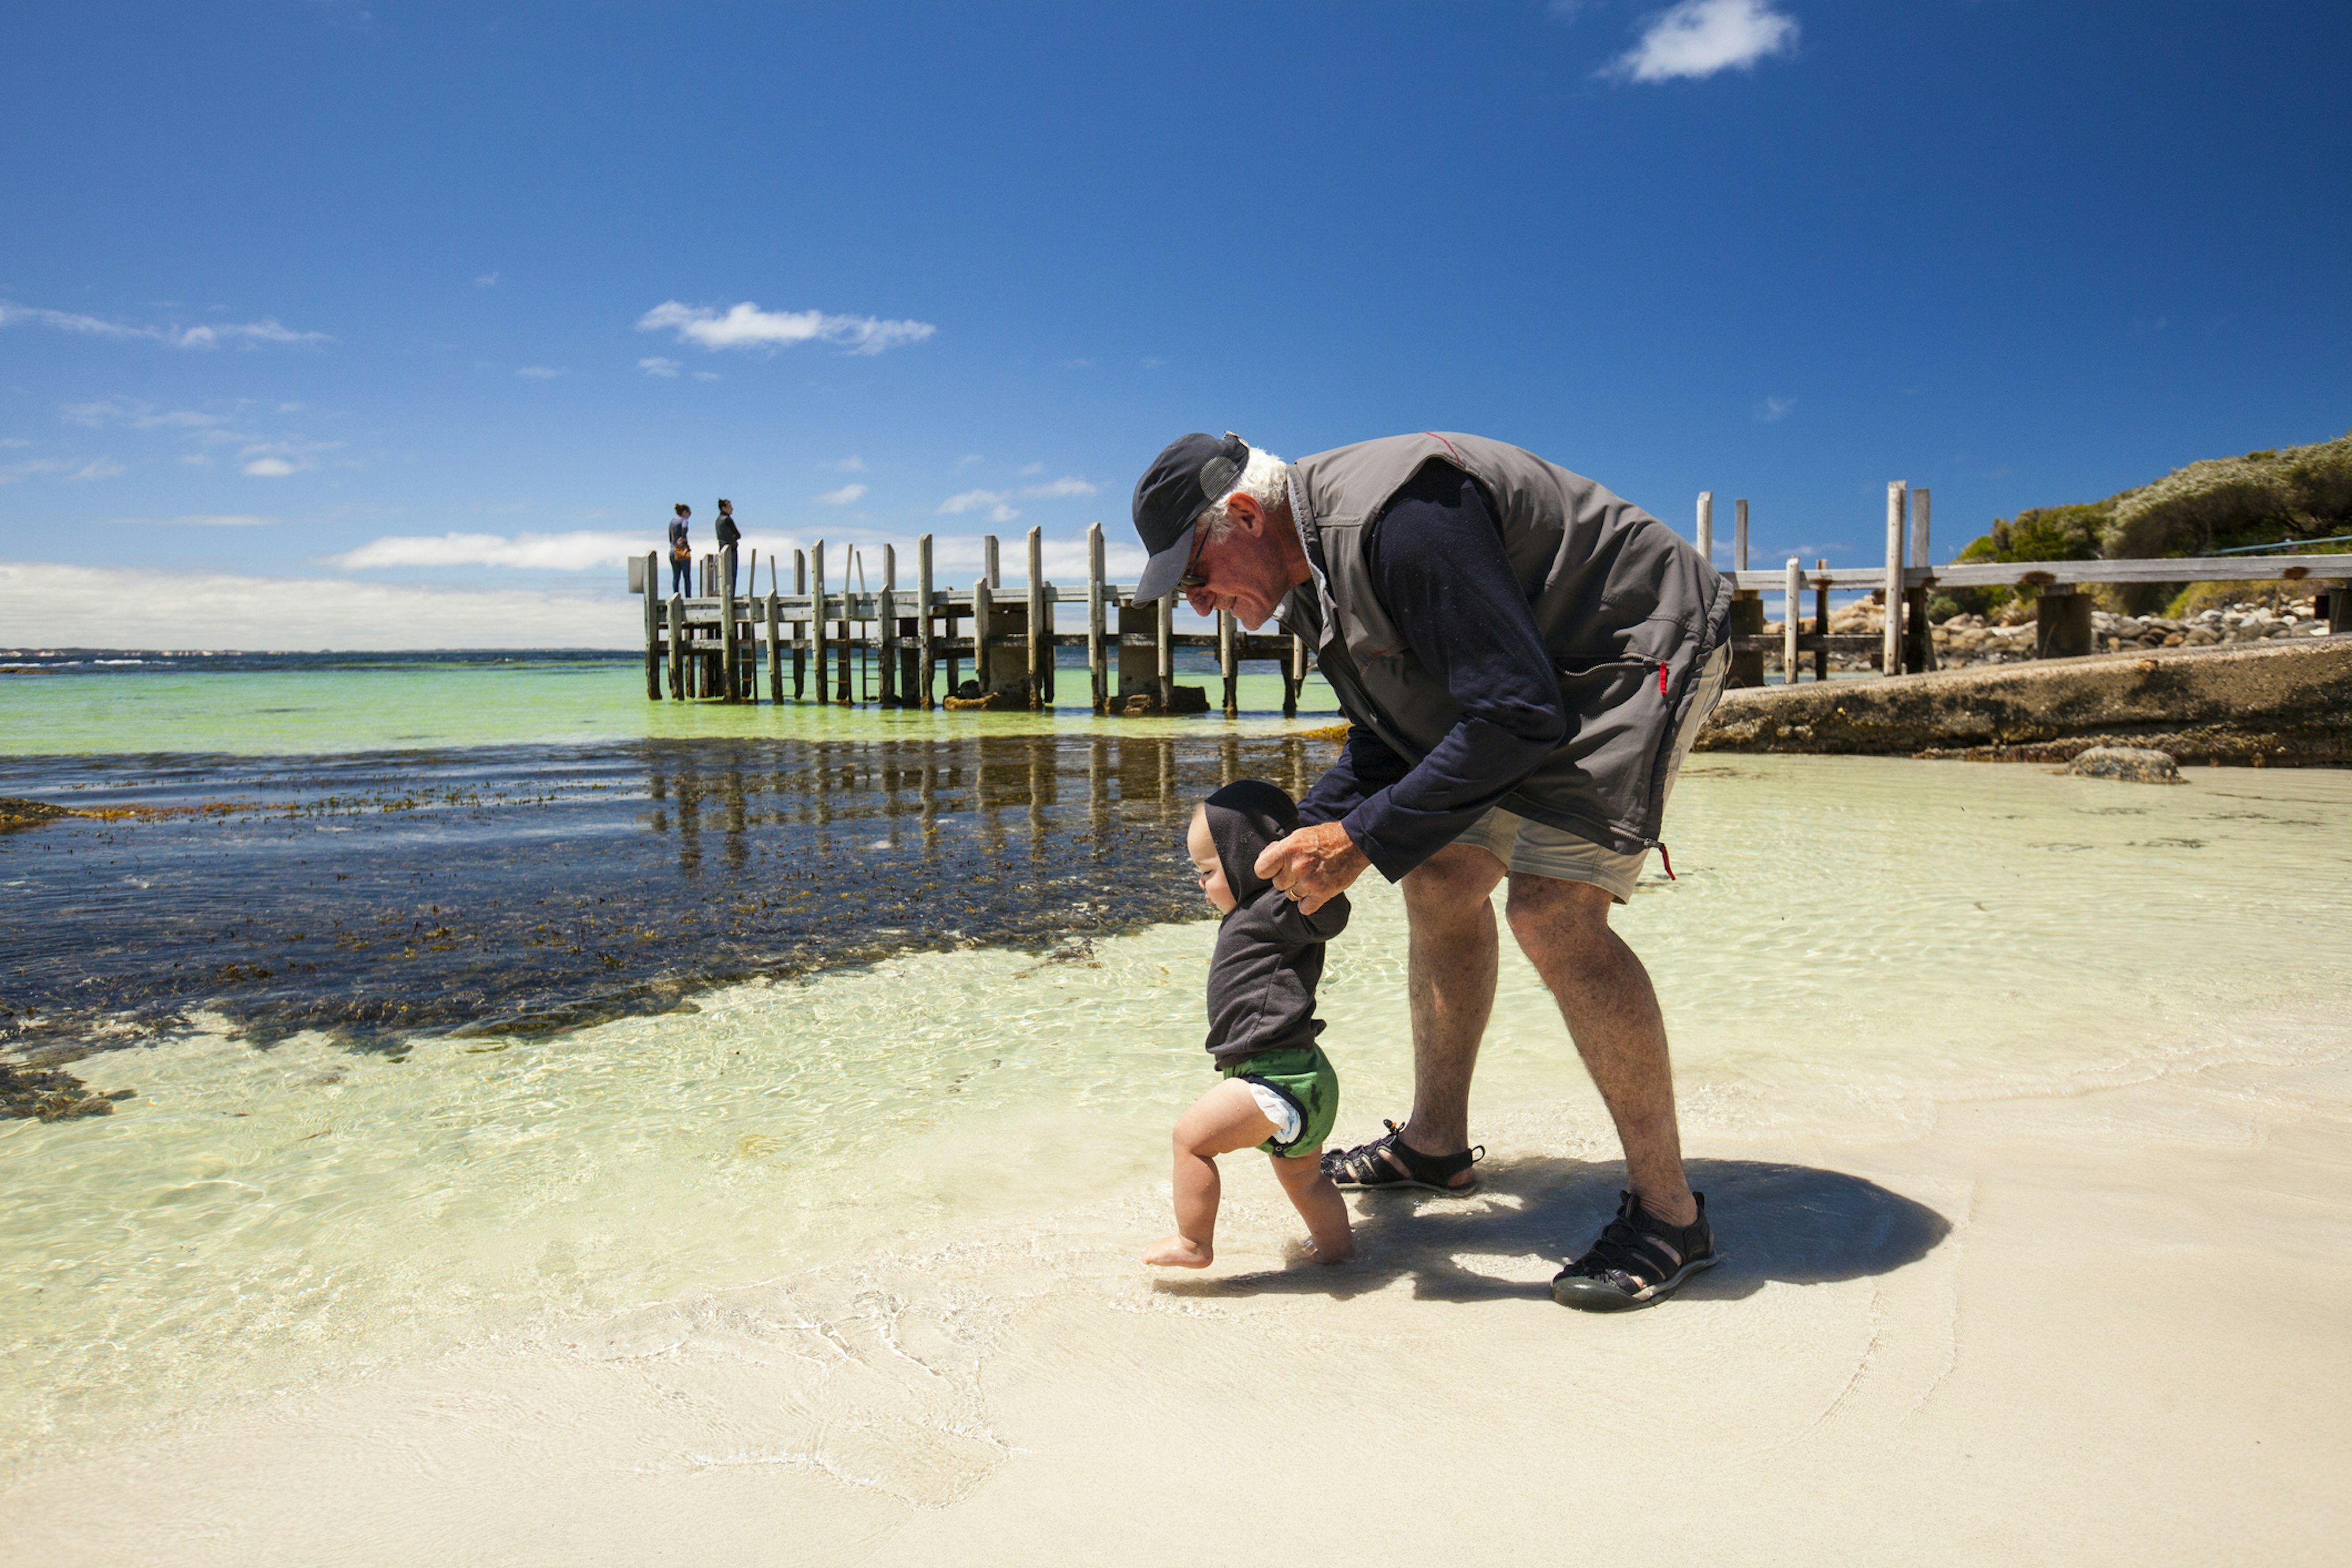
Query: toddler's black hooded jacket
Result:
<box><xmin>1200</xmin><ymin>780</ymin><xmax>1350</xmax><ymax>1068</ymax></box>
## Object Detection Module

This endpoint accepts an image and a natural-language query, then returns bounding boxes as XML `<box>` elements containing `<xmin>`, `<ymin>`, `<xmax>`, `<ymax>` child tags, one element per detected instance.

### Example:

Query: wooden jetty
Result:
<box><xmin>631</xmin><ymin>491</ymin><xmax>2347</xmax><ymax>710</ymax></box>
<box><xmin>631</xmin><ymin>523</ymin><xmax>1313</xmax><ymax>715</ymax></box>
<box><xmin>1702</xmin><ymin>485</ymin><xmax>2351</xmax><ymax>685</ymax></box>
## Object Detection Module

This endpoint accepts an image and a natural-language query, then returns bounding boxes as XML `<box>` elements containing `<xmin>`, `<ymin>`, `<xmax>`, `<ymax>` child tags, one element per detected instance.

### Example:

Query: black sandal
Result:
<box><xmin>1323</xmin><ymin>1120</ymin><xmax>1484</xmax><ymax>1194</ymax></box>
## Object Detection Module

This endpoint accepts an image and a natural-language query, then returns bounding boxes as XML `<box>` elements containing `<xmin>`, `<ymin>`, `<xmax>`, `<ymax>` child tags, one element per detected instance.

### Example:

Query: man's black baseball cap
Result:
<box><xmin>1131</xmin><ymin>432</ymin><xmax>1250</xmax><ymax>602</ymax></box>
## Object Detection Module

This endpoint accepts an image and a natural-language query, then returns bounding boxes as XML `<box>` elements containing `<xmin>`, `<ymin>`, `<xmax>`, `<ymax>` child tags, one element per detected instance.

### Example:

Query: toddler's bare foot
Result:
<box><xmin>1142</xmin><ymin>1234</ymin><xmax>1213</xmax><ymax>1268</ymax></box>
<box><xmin>1310</xmin><ymin>1236</ymin><xmax>1356</xmax><ymax>1265</ymax></box>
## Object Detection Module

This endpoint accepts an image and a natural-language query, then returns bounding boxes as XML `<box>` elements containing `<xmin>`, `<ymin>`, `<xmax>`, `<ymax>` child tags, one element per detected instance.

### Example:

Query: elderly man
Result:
<box><xmin>1131</xmin><ymin>431</ymin><xmax>1733</xmax><ymax>1310</ymax></box>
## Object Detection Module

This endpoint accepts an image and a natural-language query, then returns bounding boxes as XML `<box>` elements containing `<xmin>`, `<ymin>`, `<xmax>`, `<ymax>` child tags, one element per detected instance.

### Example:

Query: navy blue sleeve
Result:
<box><xmin>1297</xmin><ymin>724</ymin><xmax>1410</xmax><ymax>827</ymax></box>
<box><xmin>1336</xmin><ymin>464</ymin><xmax>1567</xmax><ymax>881</ymax></box>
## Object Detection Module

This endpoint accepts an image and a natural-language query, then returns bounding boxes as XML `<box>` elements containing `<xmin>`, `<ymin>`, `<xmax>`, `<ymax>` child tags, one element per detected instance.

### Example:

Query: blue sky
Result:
<box><xmin>3</xmin><ymin>0</ymin><xmax>2346</xmax><ymax>646</ymax></box>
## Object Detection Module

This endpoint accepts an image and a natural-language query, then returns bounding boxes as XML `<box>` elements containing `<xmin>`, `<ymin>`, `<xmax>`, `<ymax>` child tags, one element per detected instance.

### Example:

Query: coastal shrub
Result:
<box><xmin>1946</xmin><ymin>430</ymin><xmax>2352</xmax><ymax>614</ymax></box>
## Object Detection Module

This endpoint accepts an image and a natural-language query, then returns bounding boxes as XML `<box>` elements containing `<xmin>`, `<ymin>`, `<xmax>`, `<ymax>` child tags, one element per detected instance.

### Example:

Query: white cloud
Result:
<box><xmin>1755</xmin><ymin>395</ymin><xmax>1795</xmax><ymax>422</ymax></box>
<box><xmin>636</xmin><ymin>300</ymin><xmax>937</xmax><ymax>356</ymax></box>
<box><xmin>0</xmin><ymin>559</ymin><xmax>643</xmax><ymax>650</ymax></box>
<box><xmin>1608</xmin><ymin>0</ymin><xmax>1798</xmax><ymax>82</ymax></box>
<box><xmin>180</xmin><ymin>453</ymin><xmax>215</xmax><ymax>468</ymax></box>
<box><xmin>62</xmin><ymin>399</ymin><xmax>225</xmax><ymax>430</ymax></box>
<box><xmin>161</xmin><ymin>514</ymin><xmax>277</xmax><ymax>527</ymax></box>
<box><xmin>0</xmin><ymin>459</ymin><xmax>67</xmax><ymax>484</ymax></box>
<box><xmin>516</xmin><ymin>365</ymin><xmax>567</xmax><ymax>379</ymax></box>
<box><xmin>69</xmin><ymin>459</ymin><xmax>125</xmax><ymax>480</ymax></box>
<box><xmin>937</xmin><ymin>477</ymin><xmax>1096</xmax><ymax>517</ymax></box>
<box><xmin>323</xmin><ymin>530</ymin><xmax>654</xmax><ymax>572</ymax></box>
<box><xmin>1017</xmin><ymin>462</ymin><xmax>1044</xmax><ymax>476</ymax></box>
<box><xmin>836</xmin><ymin>456</ymin><xmax>867</xmax><ymax>472</ymax></box>
<box><xmin>692</xmin><ymin>371</ymin><xmax>719</xmax><ymax>382</ymax></box>
<box><xmin>815</xmin><ymin>483</ymin><xmax>867</xmax><ymax>506</ymax></box>
<box><xmin>638</xmin><ymin>357</ymin><xmax>681</xmax><ymax>377</ymax></box>
<box><xmin>0</xmin><ymin>301</ymin><xmax>332</xmax><ymax>349</ymax></box>
<box><xmin>475</xmin><ymin>272</ymin><xmax>500</xmax><ymax>288</ymax></box>
<box><xmin>923</xmin><ymin>533</ymin><xmax>1148</xmax><ymax>584</ymax></box>
<box><xmin>938</xmin><ymin>488</ymin><xmax>1009</xmax><ymax>516</ymax></box>
<box><xmin>243</xmin><ymin>458</ymin><xmax>298</xmax><ymax>477</ymax></box>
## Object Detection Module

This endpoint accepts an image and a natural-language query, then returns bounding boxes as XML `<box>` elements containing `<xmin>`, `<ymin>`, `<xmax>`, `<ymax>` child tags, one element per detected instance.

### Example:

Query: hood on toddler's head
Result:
<box><xmin>1201</xmin><ymin>779</ymin><xmax>1300</xmax><ymax>906</ymax></box>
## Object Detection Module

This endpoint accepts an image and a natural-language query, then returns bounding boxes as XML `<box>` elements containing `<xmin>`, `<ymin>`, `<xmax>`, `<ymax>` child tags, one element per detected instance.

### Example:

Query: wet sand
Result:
<box><xmin>9</xmin><ymin>1036</ymin><xmax>2348</xmax><ymax>1566</ymax></box>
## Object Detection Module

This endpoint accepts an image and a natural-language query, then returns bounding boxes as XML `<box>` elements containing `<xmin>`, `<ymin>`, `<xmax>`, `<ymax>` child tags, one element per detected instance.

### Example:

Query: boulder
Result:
<box><xmin>2066</xmin><ymin>746</ymin><xmax>2183</xmax><ymax>784</ymax></box>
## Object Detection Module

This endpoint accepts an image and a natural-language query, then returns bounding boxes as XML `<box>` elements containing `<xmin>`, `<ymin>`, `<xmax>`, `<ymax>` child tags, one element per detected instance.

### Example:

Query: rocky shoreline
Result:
<box><xmin>1697</xmin><ymin>636</ymin><xmax>2352</xmax><ymax>764</ymax></box>
<box><xmin>1775</xmin><ymin>592</ymin><xmax>2335</xmax><ymax>671</ymax></box>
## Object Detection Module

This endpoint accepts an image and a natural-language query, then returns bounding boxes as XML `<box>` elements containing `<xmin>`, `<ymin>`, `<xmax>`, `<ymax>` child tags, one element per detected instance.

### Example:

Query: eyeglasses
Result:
<box><xmin>1174</xmin><ymin>527</ymin><xmax>1210</xmax><ymax>592</ymax></box>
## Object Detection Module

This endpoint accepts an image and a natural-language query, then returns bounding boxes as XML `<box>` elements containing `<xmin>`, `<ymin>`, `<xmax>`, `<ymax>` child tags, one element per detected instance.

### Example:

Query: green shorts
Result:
<box><xmin>1221</xmin><ymin>1044</ymin><xmax>1340</xmax><ymax>1159</ymax></box>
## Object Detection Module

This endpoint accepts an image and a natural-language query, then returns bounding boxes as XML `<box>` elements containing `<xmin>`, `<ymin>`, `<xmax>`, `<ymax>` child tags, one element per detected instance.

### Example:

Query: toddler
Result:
<box><xmin>1144</xmin><ymin>780</ymin><xmax>1354</xmax><ymax>1268</ymax></box>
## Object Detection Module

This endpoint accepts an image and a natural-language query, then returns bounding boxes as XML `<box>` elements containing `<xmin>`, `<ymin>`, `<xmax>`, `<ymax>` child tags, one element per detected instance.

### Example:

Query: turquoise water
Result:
<box><xmin>1</xmin><ymin>655</ymin><xmax>1338</xmax><ymax>756</ymax></box>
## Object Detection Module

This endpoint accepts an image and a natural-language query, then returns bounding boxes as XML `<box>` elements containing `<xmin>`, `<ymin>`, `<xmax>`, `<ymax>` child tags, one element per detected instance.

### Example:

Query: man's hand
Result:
<box><xmin>1254</xmin><ymin>821</ymin><xmax>1370</xmax><ymax>915</ymax></box>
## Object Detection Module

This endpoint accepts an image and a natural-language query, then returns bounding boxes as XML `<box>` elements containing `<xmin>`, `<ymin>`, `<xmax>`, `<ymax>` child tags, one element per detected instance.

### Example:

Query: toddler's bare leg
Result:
<box><xmin>1272</xmin><ymin>1150</ymin><xmax>1355</xmax><ymax>1264</ymax></box>
<box><xmin>1143</xmin><ymin>1079</ymin><xmax>1279</xmax><ymax>1268</ymax></box>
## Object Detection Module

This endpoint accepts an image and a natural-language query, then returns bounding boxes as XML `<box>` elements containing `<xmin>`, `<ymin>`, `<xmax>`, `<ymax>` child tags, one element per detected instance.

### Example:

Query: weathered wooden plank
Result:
<box><xmin>1883</xmin><ymin>482</ymin><xmax>1907</xmax><ymax>679</ymax></box>
<box><xmin>1087</xmin><ymin>522</ymin><xmax>1107</xmax><ymax>715</ymax></box>
<box><xmin>917</xmin><ymin>533</ymin><xmax>935</xmax><ymax>710</ymax></box>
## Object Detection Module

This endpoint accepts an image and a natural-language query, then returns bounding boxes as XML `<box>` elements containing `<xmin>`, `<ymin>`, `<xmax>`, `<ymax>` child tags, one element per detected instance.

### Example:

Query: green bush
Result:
<box><xmin>1945</xmin><ymin>431</ymin><xmax>2352</xmax><ymax>614</ymax></box>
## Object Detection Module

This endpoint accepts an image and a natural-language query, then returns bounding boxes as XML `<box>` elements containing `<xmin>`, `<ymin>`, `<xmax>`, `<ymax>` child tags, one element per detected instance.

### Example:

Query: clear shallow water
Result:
<box><xmin>4</xmin><ymin>737</ymin><xmax>2351</xmax><ymax>1479</ymax></box>
<box><xmin>0</xmin><ymin>649</ymin><xmax>1338</xmax><ymax>756</ymax></box>
<box><xmin>0</xmin><ymin>733</ymin><xmax>1340</xmax><ymax>1053</ymax></box>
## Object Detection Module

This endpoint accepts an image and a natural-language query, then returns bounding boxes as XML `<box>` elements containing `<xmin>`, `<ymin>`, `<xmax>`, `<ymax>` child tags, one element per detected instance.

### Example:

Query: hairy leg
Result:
<box><xmin>1396</xmin><ymin>843</ymin><xmax>1507</xmax><ymax>1170</ymax></box>
<box><xmin>1504</xmin><ymin>873</ymin><xmax>1695</xmax><ymax>1226</ymax></box>
<box><xmin>1269</xmin><ymin>1149</ymin><xmax>1355</xmax><ymax>1263</ymax></box>
<box><xmin>1142</xmin><ymin>1079</ymin><xmax>1280</xmax><ymax>1268</ymax></box>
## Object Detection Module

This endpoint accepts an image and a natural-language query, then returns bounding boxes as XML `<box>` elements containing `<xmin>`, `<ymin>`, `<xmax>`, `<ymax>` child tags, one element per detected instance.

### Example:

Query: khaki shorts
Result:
<box><xmin>1453</xmin><ymin>646</ymin><xmax>1728</xmax><ymax>902</ymax></box>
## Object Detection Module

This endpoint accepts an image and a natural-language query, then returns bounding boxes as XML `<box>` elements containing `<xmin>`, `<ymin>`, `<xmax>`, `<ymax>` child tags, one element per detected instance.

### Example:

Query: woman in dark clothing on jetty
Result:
<box><xmin>667</xmin><ymin>503</ymin><xmax>692</xmax><ymax>595</ymax></box>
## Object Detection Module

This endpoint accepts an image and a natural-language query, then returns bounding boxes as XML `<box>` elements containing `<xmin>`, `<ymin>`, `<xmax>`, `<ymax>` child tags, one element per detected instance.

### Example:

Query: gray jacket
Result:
<box><xmin>1281</xmin><ymin>432</ymin><xmax>1732</xmax><ymax>857</ymax></box>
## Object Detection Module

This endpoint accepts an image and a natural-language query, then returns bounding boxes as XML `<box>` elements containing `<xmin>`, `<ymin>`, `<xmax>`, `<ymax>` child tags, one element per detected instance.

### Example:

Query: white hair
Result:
<box><xmin>1197</xmin><ymin>445</ymin><xmax>1290</xmax><ymax>543</ymax></box>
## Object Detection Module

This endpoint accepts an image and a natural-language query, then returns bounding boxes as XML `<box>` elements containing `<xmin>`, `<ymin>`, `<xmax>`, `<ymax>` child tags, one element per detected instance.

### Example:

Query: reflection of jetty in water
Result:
<box><xmin>2</xmin><ymin>733</ymin><xmax>1330</xmax><ymax>1061</ymax></box>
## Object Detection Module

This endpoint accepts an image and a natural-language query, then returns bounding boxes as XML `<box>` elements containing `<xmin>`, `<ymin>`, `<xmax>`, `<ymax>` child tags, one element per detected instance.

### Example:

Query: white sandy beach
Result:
<box><xmin>8</xmin><ymin>758</ymin><xmax>2350</xmax><ymax>1565</ymax></box>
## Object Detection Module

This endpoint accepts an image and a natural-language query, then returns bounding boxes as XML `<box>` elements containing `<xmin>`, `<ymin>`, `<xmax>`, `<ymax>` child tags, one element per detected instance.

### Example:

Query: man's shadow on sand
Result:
<box><xmin>1154</xmin><ymin>1156</ymin><xmax>1951</xmax><ymax>1303</ymax></box>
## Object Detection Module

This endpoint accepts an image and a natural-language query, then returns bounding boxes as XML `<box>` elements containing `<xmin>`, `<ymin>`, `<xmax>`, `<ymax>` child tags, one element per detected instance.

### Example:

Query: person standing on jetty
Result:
<box><xmin>667</xmin><ymin>503</ymin><xmax>693</xmax><ymax>595</ymax></box>
<box><xmin>1145</xmin><ymin>780</ymin><xmax>1354</xmax><ymax>1270</ymax></box>
<box><xmin>1129</xmin><ymin>431</ymin><xmax>1732</xmax><ymax>1310</ymax></box>
<box><xmin>714</xmin><ymin>499</ymin><xmax>741</xmax><ymax>595</ymax></box>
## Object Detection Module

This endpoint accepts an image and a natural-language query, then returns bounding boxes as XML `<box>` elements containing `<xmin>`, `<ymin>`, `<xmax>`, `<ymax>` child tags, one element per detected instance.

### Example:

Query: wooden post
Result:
<box><xmin>643</xmin><ymin>551</ymin><xmax>660</xmax><ymax>700</ymax></box>
<box><xmin>793</xmin><ymin>549</ymin><xmax>809</xmax><ymax>700</ymax></box>
<box><xmin>1156</xmin><ymin>593</ymin><xmax>1174</xmax><ymax>710</ymax></box>
<box><xmin>1727</xmin><ymin>490</ymin><xmax>1765</xmax><ymax>688</ymax></box>
<box><xmin>1883</xmin><ymin>481</ymin><xmax>1907</xmax><ymax>677</ymax></box>
<box><xmin>835</xmin><ymin>549</ymin><xmax>854</xmax><ymax>704</ymax></box>
<box><xmin>811</xmin><ymin>541</ymin><xmax>827</xmax><ymax>706</ymax></box>
<box><xmin>2036</xmin><ymin>587</ymin><xmax>2095</xmax><ymax>658</ymax></box>
<box><xmin>1087</xmin><ymin>522</ymin><xmax>1107</xmax><ymax>715</ymax></box>
<box><xmin>667</xmin><ymin>592</ymin><xmax>685</xmax><ymax>699</ymax></box>
<box><xmin>1814</xmin><ymin>559</ymin><xmax>1830</xmax><ymax>684</ymax></box>
<box><xmin>2328</xmin><ymin>580</ymin><xmax>2352</xmax><ymax>636</ymax></box>
<box><xmin>985</xmin><ymin>534</ymin><xmax>1000</xmax><ymax>590</ymax></box>
<box><xmin>880</xmin><ymin>545</ymin><xmax>899</xmax><ymax>707</ymax></box>
<box><xmin>917</xmin><ymin>534</ymin><xmax>936</xmax><ymax>709</ymax></box>
<box><xmin>766</xmin><ymin>569</ymin><xmax>783</xmax><ymax>706</ymax></box>
<box><xmin>1783</xmin><ymin>559</ymin><xmax>1801</xmax><ymax>682</ymax></box>
<box><xmin>1286</xmin><ymin>632</ymin><xmax>1306</xmax><ymax>717</ymax></box>
<box><xmin>1025</xmin><ymin>526</ymin><xmax>1046</xmax><ymax>709</ymax></box>
<box><xmin>1218</xmin><ymin>608</ymin><xmax>1237</xmax><ymax>717</ymax></box>
<box><xmin>1907</xmin><ymin>488</ymin><xmax>1937</xmax><ymax>673</ymax></box>
<box><xmin>973</xmin><ymin>576</ymin><xmax>994</xmax><ymax>698</ymax></box>
<box><xmin>1696</xmin><ymin>491</ymin><xmax>1714</xmax><ymax>563</ymax></box>
<box><xmin>718</xmin><ymin>545</ymin><xmax>738</xmax><ymax>702</ymax></box>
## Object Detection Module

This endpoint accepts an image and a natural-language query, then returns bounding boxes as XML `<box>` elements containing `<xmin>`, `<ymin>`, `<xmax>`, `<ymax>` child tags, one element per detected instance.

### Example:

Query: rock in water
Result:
<box><xmin>2067</xmin><ymin>746</ymin><xmax>2182</xmax><ymax>784</ymax></box>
